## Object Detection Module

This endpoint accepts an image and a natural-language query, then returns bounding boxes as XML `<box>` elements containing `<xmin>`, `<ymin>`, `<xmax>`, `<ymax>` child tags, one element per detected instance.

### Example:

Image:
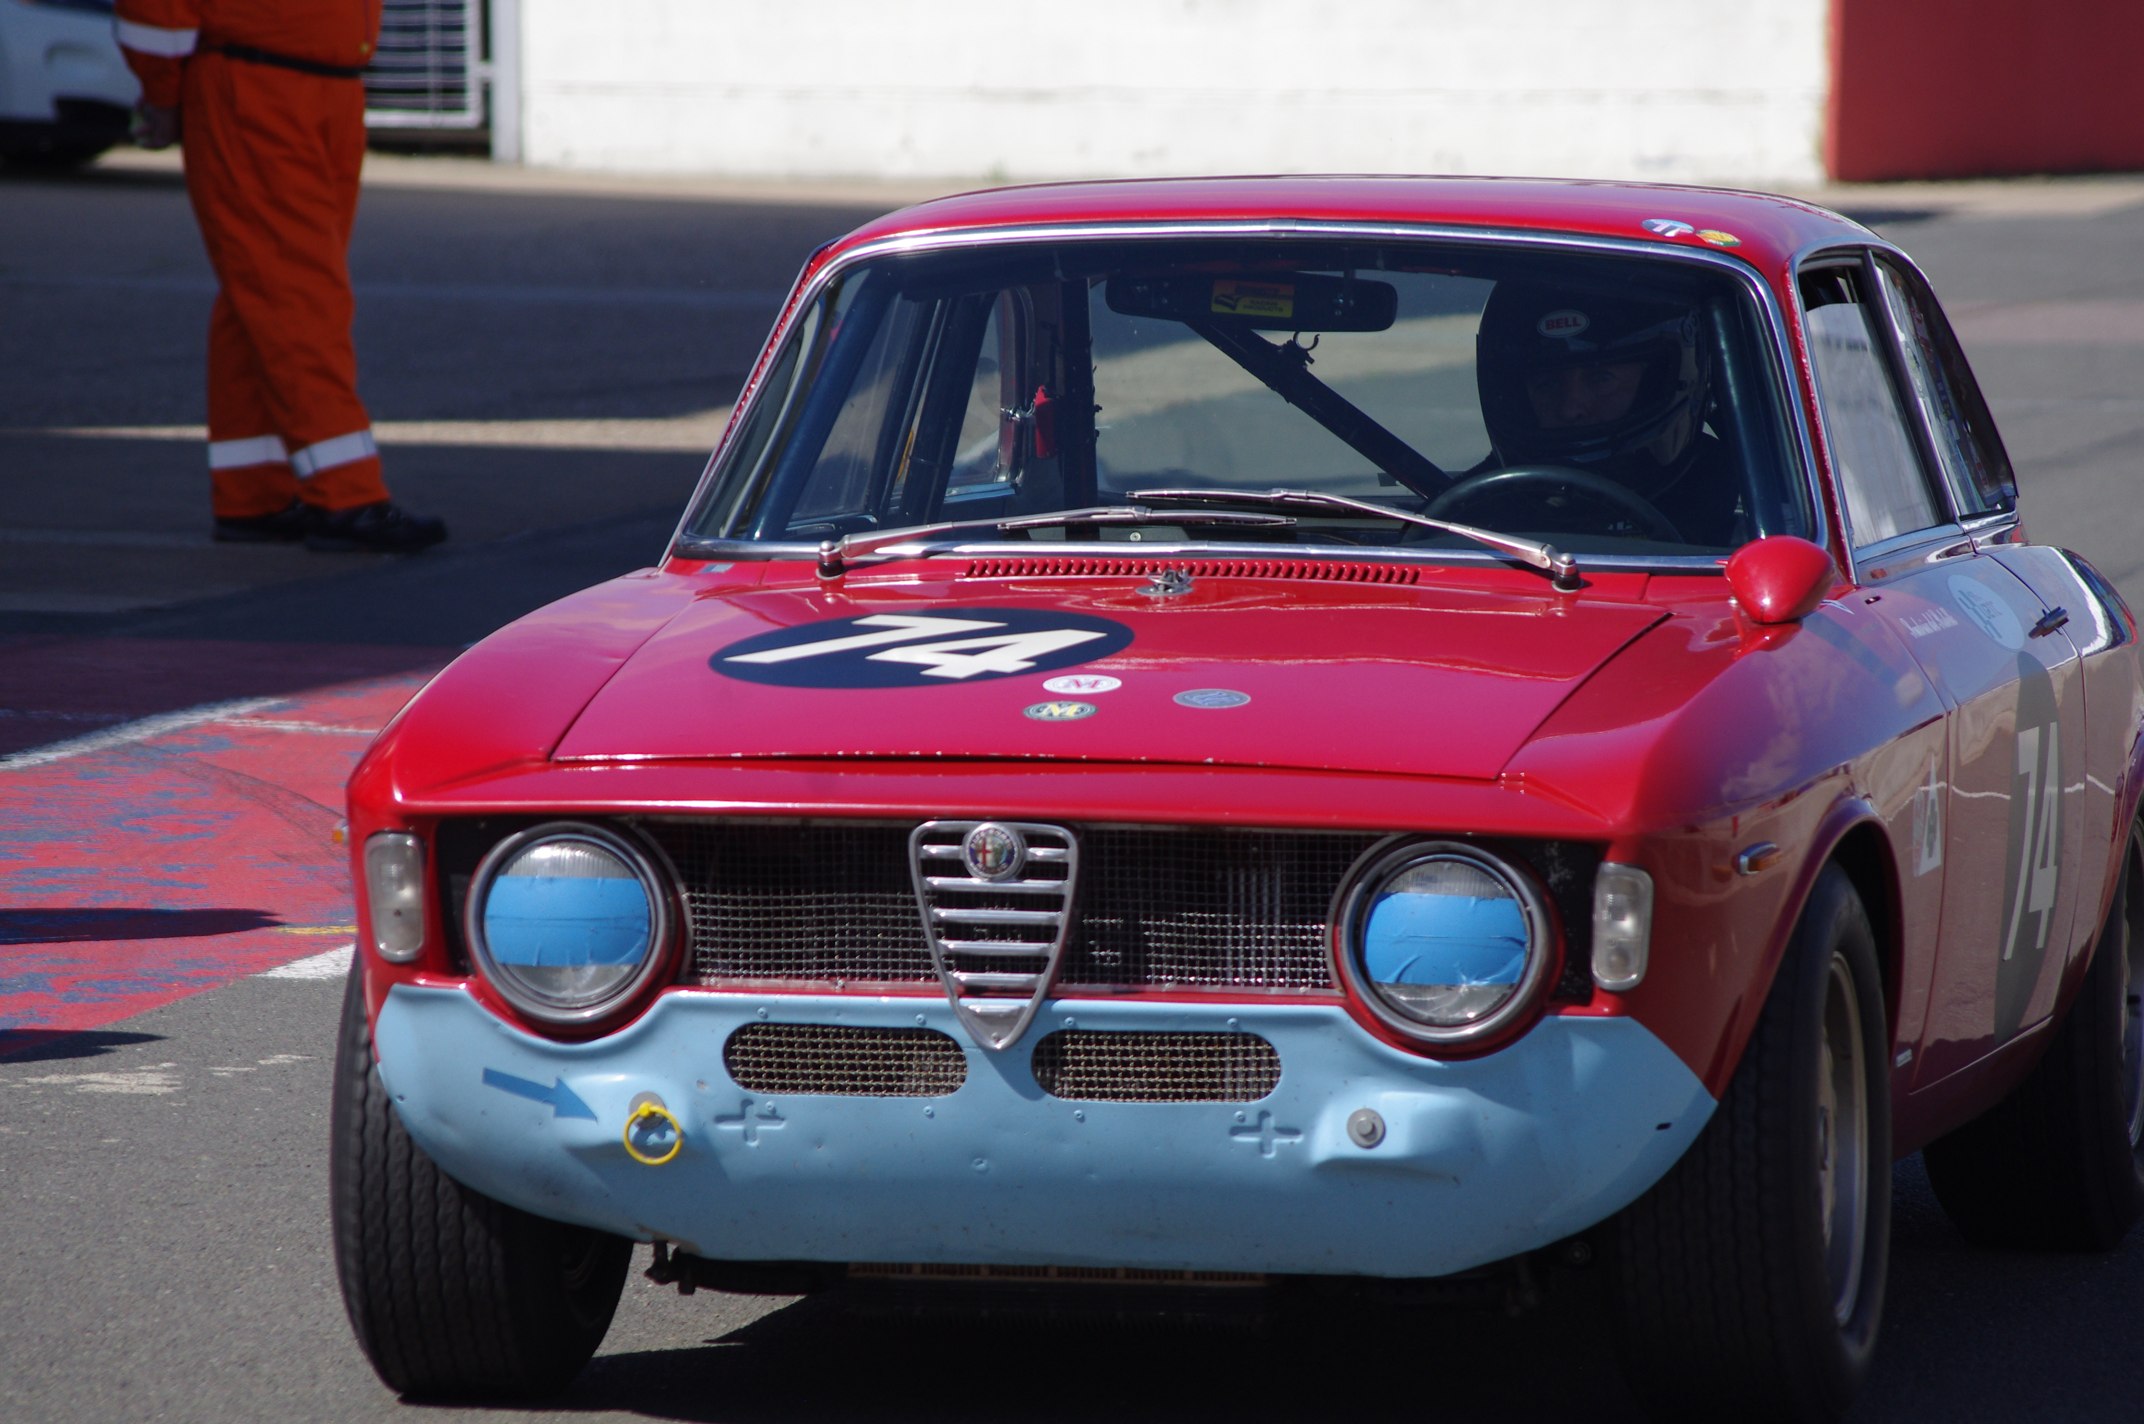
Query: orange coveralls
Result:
<box><xmin>115</xmin><ymin>1</ymin><xmax>390</xmax><ymax>518</ymax></box>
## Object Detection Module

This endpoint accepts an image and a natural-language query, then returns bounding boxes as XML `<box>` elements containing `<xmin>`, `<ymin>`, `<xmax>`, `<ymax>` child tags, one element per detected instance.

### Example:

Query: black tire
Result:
<box><xmin>329</xmin><ymin>963</ymin><xmax>633</xmax><ymax>1398</ymax></box>
<box><xmin>1922</xmin><ymin>820</ymin><xmax>2144</xmax><ymax>1250</ymax></box>
<box><xmin>1612</xmin><ymin>864</ymin><xmax>1891</xmax><ymax>1424</ymax></box>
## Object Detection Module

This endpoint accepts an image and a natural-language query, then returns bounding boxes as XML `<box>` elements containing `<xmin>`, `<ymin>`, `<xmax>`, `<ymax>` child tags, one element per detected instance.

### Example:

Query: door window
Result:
<box><xmin>1799</xmin><ymin>265</ymin><xmax>1943</xmax><ymax>547</ymax></box>
<box><xmin>1871</xmin><ymin>258</ymin><xmax>2017</xmax><ymax>519</ymax></box>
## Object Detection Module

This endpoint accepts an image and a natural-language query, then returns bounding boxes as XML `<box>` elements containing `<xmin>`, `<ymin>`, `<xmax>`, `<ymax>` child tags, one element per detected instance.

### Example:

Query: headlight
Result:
<box><xmin>1337</xmin><ymin>841</ymin><xmax>1554</xmax><ymax>1046</ymax></box>
<box><xmin>466</xmin><ymin>822</ymin><xmax>675</xmax><ymax>1024</ymax></box>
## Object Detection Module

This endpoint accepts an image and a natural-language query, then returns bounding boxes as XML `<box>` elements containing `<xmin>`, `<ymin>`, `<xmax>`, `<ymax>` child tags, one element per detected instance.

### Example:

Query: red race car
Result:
<box><xmin>330</xmin><ymin>177</ymin><xmax>2144</xmax><ymax>1422</ymax></box>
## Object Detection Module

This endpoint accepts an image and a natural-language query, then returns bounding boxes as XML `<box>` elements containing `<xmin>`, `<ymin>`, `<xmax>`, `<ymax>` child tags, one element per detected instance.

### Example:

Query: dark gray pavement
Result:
<box><xmin>3</xmin><ymin>152</ymin><xmax>2144</xmax><ymax>1422</ymax></box>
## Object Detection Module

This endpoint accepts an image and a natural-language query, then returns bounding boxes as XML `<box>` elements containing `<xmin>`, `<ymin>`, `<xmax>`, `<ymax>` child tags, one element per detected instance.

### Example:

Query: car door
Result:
<box><xmin>1799</xmin><ymin>254</ymin><xmax>2086</xmax><ymax>1088</ymax></box>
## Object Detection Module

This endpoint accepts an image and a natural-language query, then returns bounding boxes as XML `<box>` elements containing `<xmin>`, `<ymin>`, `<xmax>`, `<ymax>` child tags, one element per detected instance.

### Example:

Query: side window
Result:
<box><xmin>786</xmin><ymin>293</ymin><xmax>930</xmax><ymax>532</ymax></box>
<box><xmin>1799</xmin><ymin>265</ymin><xmax>1944</xmax><ymax>547</ymax></box>
<box><xmin>1871</xmin><ymin>257</ymin><xmax>2017</xmax><ymax>518</ymax></box>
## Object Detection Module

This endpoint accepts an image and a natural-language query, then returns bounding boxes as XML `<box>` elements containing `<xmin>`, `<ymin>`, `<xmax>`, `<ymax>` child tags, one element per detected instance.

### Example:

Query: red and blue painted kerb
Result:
<box><xmin>0</xmin><ymin>649</ymin><xmax>440</xmax><ymax>1058</ymax></box>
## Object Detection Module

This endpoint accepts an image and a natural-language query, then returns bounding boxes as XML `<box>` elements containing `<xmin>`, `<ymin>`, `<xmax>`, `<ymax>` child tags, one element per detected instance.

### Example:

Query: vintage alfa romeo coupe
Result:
<box><xmin>330</xmin><ymin>177</ymin><xmax>2144</xmax><ymax>1421</ymax></box>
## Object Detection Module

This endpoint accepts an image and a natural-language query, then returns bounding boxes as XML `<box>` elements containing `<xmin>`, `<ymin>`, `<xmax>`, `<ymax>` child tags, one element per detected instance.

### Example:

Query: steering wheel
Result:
<box><xmin>1424</xmin><ymin>464</ymin><xmax>1684</xmax><ymax>544</ymax></box>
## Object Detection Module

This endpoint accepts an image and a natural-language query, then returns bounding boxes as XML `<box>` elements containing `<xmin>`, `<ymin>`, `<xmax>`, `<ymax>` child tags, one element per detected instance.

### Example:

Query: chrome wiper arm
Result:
<box><xmin>1130</xmin><ymin>487</ymin><xmax>1581</xmax><ymax>591</ymax></box>
<box><xmin>814</xmin><ymin>504</ymin><xmax>1294</xmax><ymax>577</ymax></box>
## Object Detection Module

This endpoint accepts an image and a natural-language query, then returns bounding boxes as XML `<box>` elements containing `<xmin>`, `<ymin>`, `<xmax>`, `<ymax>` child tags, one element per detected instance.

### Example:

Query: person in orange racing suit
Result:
<box><xmin>115</xmin><ymin>0</ymin><xmax>446</xmax><ymax>552</ymax></box>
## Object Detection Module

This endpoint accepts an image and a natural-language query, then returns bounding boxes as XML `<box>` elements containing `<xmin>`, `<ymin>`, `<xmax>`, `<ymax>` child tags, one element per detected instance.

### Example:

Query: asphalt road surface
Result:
<box><xmin>4</xmin><ymin>152</ymin><xmax>2144</xmax><ymax>1423</ymax></box>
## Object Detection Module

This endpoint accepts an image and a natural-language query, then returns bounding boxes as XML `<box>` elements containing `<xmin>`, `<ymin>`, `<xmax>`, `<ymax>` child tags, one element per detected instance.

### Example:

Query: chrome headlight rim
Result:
<box><xmin>1333</xmin><ymin>837</ymin><xmax>1557</xmax><ymax>1048</ymax></box>
<box><xmin>464</xmin><ymin>820</ymin><xmax>678</xmax><ymax>1027</ymax></box>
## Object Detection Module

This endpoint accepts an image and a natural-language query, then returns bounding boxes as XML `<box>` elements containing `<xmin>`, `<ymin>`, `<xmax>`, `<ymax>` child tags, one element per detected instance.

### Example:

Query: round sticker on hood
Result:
<box><xmin>713</xmin><ymin>608</ymin><xmax>1134</xmax><ymax>688</ymax></box>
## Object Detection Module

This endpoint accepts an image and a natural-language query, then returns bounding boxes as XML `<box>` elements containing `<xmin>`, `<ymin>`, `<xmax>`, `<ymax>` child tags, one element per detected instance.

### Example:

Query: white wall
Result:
<box><xmin>518</xmin><ymin>0</ymin><xmax>1829</xmax><ymax>187</ymax></box>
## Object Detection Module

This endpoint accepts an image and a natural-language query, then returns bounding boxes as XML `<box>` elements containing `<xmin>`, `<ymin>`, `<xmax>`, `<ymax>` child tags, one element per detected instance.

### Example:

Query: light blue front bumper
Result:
<box><xmin>374</xmin><ymin>985</ymin><xmax>1713</xmax><ymax>1278</ymax></box>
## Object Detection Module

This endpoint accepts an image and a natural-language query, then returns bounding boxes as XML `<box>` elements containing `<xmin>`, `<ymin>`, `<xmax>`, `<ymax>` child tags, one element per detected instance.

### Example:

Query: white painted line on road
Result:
<box><xmin>12</xmin><ymin>406</ymin><xmax>734</xmax><ymax>454</ymax></box>
<box><xmin>260</xmin><ymin>945</ymin><xmax>355</xmax><ymax>980</ymax></box>
<box><xmin>9</xmin><ymin>1064</ymin><xmax>182</xmax><ymax>1095</ymax></box>
<box><xmin>0</xmin><ymin>697</ymin><xmax>282</xmax><ymax>771</ymax></box>
<box><xmin>3</xmin><ymin>272</ymin><xmax>788</xmax><ymax>312</ymax></box>
<box><xmin>224</xmin><ymin>719</ymin><xmax>379</xmax><ymax>737</ymax></box>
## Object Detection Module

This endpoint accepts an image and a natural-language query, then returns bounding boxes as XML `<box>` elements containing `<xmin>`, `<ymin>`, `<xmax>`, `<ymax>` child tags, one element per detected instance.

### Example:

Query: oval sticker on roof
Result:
<box><xmin>1642</xmin><ymin>217</ymin><xmax>1696</xmax><ymax>237</ymax></box>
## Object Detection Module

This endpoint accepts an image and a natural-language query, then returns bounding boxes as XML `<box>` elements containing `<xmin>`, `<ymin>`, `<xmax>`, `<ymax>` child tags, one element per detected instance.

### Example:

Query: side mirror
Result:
<box><xmin>1725</xmin><ymin>535</ymin><xmax>1838</xmax><ymax>625</ymax></box>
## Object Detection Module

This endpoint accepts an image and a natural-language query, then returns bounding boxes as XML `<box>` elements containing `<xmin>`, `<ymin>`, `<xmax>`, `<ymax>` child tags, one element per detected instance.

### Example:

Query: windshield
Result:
<box><xmin>682</xmin><ymin>237</ymin><xmax>1810</xmax><ymax>560</ymax></box>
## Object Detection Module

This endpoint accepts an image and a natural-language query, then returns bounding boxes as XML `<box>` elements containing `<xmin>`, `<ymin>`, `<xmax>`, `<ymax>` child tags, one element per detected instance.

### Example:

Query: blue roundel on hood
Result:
<box><xmin>711</xmin><ymin>608</ymin><xmax>1134</xmax><ymax>689</ymax></box>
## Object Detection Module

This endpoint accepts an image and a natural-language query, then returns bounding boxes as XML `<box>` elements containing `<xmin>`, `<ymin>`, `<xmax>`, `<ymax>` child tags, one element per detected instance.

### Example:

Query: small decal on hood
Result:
<box><xmin>1043</xmin><ymin>673</ymin><xmax>1122</xmax><ymax>695</ymax></box>
<box><xmin>1174</xmin><ymin>688</ymin><xmax>1251</xmax><ymax>709</ymax></box>
<box><xmin>713</xmin><ymin>608</ymin><xmax>1134</xmax><ymax>688</ymax></box>
<box><xmin>1024</xmin><ymin>700</ymin><xmax>1097</xmax><ymax>722</ymax></box>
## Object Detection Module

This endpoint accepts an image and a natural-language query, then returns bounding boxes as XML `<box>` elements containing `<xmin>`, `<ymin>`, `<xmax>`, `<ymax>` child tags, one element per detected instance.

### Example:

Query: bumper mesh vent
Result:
<box><xmin>1030</xmin><ymin>1030</ymin><xmax>1280</xmax><ymax>1102</ymax></box>
<box><xmin>724</xmin><ymin>1023</ymin><xmax>967</xmax><ymax>1097</ymax></box>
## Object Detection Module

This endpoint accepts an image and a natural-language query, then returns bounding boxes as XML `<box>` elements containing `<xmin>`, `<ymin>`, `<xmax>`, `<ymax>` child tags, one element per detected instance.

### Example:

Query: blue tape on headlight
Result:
<box><xmin>483</xmin><ymin>873</ymin><xmax>651</xmax><ymax>968</ymax></box>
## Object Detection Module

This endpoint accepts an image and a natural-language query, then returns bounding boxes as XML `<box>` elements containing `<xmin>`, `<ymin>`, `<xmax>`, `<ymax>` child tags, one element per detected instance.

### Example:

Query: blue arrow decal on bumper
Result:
<box><xmin>481</xmin><ymin>1067</ymin><xmax>597</xmax><ymax>1121</ymax></box>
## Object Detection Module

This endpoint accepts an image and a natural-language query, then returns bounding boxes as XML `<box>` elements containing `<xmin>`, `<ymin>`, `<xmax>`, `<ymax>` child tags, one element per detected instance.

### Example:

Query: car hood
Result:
<box><xmin>552</xmin><ymin>570</ymin><xmax>1668</xmax><ymax>781</ymax></box>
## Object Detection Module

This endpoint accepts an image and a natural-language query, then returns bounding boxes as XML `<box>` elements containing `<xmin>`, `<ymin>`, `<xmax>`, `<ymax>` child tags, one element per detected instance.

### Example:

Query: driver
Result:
<box><xmin>1473</xmin><ymin>280</ymin><xmax>1742</xmax><ymax>546</ymax></box>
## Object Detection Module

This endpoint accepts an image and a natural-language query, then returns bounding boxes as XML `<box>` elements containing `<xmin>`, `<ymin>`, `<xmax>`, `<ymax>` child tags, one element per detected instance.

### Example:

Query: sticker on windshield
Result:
<box><xmin>1211</xmin><ymin>280</ymin><xmax>1294</xmax><ymax>320</ymax></box>
<box><xmin>713</xmin><ymin>609</ymin><xmax>1134</xmax><ymax>688</ymax></box>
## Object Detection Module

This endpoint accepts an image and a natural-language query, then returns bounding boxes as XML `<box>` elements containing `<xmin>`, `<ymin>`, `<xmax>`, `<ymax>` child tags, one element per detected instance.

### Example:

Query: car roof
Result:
<box><xmin>822</xmin><ymin>174</ymin><xmax>1871</xmax><ymax>280</ymax></box>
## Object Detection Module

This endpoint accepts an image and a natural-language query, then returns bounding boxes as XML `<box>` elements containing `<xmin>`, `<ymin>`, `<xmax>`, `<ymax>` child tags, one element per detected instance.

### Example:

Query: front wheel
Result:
<box><xmin>328</xmin><ymin>964</ymin><xmax>633</xmax><ymax>1398</ymax></box>
<box><xmin>1612</xmin><ymin>864</ymin><xmax>1891</xmax><ymax>1424</ymax></box>
<box><xmin>1922</xmin><ymin>819</ymin><xmax>2144</xmax><ymax>1249</ymax></box>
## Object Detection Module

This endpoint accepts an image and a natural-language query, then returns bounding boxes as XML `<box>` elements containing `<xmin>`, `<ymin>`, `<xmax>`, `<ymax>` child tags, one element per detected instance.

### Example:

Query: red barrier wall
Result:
<box><xmin>1828</xmin><ymin>0</ymin><xmax>2144</xmax><ymax>181</ymax></box>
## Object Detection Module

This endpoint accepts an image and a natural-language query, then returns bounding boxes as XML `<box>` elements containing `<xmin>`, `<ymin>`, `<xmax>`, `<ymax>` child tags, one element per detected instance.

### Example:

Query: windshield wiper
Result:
<box><xmin>1130</xmin><ymin>487</ymin><xmax>1581</xmax><ymax>591</ymax></box>
<box><xmin>810</xmin><ymin>504</ymin><xmax>1295</xmax><ymax>577</ymax></box>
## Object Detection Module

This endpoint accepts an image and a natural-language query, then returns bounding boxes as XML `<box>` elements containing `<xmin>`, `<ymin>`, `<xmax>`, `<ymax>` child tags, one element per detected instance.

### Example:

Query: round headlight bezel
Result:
<box><xmin>465</xmin><ymin>821</ymin><xmax>678</xmax><ymax>1027</ymax></box>
<box><xmin>1333</xmin><ymin>839</ymin><xmax>1557</xmax><ymax>1048</ymax></box>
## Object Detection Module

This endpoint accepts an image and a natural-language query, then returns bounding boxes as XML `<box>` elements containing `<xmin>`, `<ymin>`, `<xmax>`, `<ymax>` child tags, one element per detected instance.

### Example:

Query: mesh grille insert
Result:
<box><xmin>638</xmin><ymin>821</ymin><xmax>1376</xmax><ymax>993</ymax></box>
<box><xmin>1030</xmin><ymin>1030</ymin><xmax>1280</xmax><ymax>1102</ymax></box>
<box><xmin>724</xmin><ymin>1023</ymin><xmax>967</xmax><ymax>1097</ymax></box>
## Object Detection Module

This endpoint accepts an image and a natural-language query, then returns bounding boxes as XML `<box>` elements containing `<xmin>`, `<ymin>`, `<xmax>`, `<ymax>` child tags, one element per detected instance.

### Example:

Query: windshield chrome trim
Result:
<box><xmin>673</xmin><ymin>216</ymin><xmax>1825</xmax><ymax>577</ymax></box>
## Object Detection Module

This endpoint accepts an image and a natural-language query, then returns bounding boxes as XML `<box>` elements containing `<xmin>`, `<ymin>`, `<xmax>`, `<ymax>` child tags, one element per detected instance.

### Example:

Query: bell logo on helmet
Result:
<box><xmin>1537</xmin><ymin>310</ymin><xmax>1590</xmax><ymax>339</ymax></box>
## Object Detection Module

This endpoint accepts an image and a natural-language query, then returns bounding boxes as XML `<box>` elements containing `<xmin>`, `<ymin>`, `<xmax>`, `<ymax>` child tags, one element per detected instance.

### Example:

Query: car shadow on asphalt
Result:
<box><xmin>0</xmin><ymin>1028</ymin><xmax>165</xmax><ymax>1062</ymax></box>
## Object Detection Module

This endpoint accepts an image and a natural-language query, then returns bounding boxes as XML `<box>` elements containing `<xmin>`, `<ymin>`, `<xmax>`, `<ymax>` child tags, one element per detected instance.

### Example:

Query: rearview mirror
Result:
<box><xmin>1106</xmin><ymin>271</ymin><xmax>1398</xmax><ymax>332</ymax></box>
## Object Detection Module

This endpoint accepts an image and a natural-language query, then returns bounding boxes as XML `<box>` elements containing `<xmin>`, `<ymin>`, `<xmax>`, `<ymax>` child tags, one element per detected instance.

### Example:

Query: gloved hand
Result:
<box><xmin>130</xmin><ymin>103</ymin><xmax>181</xmax><ymax>150</ymax></box>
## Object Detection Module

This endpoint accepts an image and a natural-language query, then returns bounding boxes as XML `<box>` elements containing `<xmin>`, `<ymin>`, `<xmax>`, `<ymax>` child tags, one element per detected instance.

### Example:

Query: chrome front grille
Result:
<box><xmin>637</xmin><ymin>820</ymin><xmax>1377</xmax><ymax>1001</ymax></box>
<box><xmin>724</xmin><ymin>1023</ymin><xmax>967</xmax><ymax>1097</ymax></box>
<box><xmin>1030</xmin><ymin>1030</ymin><xmax>1281</xmax><ymax>1102</ymax></box>
<box><xmin>911</xmin><ymin>821</ymin><xmax>1078</xmax><ymax>1050</ymax></box>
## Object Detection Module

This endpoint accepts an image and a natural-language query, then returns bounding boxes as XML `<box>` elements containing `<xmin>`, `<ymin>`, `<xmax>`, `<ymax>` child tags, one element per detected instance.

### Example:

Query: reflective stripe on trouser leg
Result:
<box><xmin>209</xmin><ymin>435</ymin><xmax>289</xmax><ymax>470</ymax></box>
<box><xmin>207</xmin><ymin>434</ymin><xmax>298</xmax><ymax>520</ymax></box>
<box><xmin>290</xmin><ymin>430</ymin><xmax>378</xmax><ymax>478</ymax></box>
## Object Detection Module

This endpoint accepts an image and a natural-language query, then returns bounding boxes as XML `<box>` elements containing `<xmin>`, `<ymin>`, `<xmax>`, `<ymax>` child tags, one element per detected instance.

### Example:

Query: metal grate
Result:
<box><xmin>1031</xmin><ymin>1030</ymin><xmax>1280</xmax><ymax>1102</ymax></box>
<box><xmin>724</xmin><ymin>1023</ymin><xmax>967</xmax><ymax>1097</ymax></box>
<box><xmin>962</xmin><ymin>558</ymin><xmax>1420</xmax><ymax>583</ymax></box>
<box><xmin>365</xmin><ymin>0</ymin><xmax>484</xmax><ymax>130</ymax></box>
<box><xmin>638</xmin><ymin>821</ymin><xmax>1375</xmax><ymax>993</ymax></box>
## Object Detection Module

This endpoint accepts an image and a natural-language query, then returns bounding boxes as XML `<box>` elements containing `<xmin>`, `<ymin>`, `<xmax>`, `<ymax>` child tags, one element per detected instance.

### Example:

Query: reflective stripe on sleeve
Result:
<box><xmin>290</xmin><ymin>429</ymin><xmax>379</xmax><ymax>478</ymax></box>
<box><xmin>114</xmin><ymin>20</ymin><xmax>199</xmax><ymax>58</ymax></box>
<box><xmin>207</xmin><ymin>434</ymin><xmax>289</xmax><ymax>469</ymax></box>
